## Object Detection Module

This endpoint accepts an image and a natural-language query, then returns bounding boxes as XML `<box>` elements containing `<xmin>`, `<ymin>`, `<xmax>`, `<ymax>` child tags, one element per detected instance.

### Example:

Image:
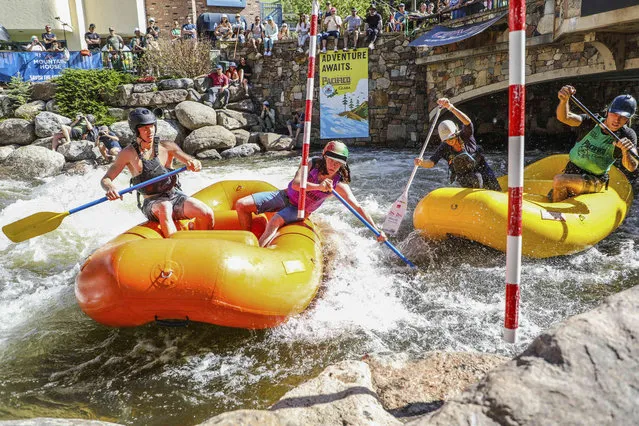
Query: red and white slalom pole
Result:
<box><xmin>298</xmin><ymin>0</ymin><xmax>320</xmax><ymax>219</ymax></box>
<box><xmin>504</xmin><ymin>0</ymin><xmax>526</xmax><ymax>343</ymax></box>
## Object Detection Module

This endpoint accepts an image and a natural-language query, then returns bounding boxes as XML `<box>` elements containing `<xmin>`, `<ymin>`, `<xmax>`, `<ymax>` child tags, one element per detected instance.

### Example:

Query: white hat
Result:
<box><xmin>438</xmin><ymin>120</ymin><xmax>459</xmax><ymax>141</ymax></box>
<box><xmin>134</xmin><ymin>27</ymin><xmax>140</xmax><ymax>32</ymax></box>
<box><xmin>222</xmin><ymin>14</ymin><xmax>228</xmax><ymax>18</ymax></box>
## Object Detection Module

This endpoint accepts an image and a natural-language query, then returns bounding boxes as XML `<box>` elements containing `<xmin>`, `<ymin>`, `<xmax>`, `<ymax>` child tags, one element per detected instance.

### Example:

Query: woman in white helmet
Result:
<box><xmin>414</xmin><ymin>98</ymin><xmax>501</xmax><ymax>190</ymax></box>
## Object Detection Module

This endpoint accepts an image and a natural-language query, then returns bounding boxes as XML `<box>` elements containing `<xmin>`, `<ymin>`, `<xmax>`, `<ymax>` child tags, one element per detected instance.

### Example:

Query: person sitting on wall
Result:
<box><xmin>237</xmin><ymin>57</ymin><xmax>252</xmax><ymax>97</ymax></box>
<box><xmin>320</xmin><ymin>7</ymin><xmax>342</xmax><ymax>53</ymax></box>
<box><xmin>226</xmin><ymin>62</ymin><xmax>240</xmax><ymax>87</ymax></box>
<box><xmin>389</xmin><ymin>3</ymin><xmax>409</xmax><ymax>32</ymax></box>
<box><xmin>196</xmin><ymin>65</ymin><xmax>230</xmax><ymax>109</ymax></box>
<box><xmin>364</xmin><ymin>5</ymin><xmax>383</xmax><ymax>50</ymax></box>
<box><xmin>232</xmin><ymin>13</ymin><xmax>246</xmax><ymax>43</ymax></box>
<box><xmin>343</xmin><ymin>7</ymin><xmax>362</xmax><ymax>51</ymax></box>
<box><xmin>287</xmin><ymin>110</ymin><xmax>305</xmax><ymax>141</ymax></box>
<box><xmin>248</xmin><ymin>16</ymin><xmax>264</xmax><ymax>53</ymax></box>
<box><xmin>215</xmin><ymin>15</ymin><xmax>233</xmax><ymax>41</ymax></box>
<box><xmin>278</xmin><ymin>23</ymin><xmax>291</xmax><ymax>40</ymax></box>
<box><xmin>263</xmin><ymin>16</ymin><xmax>278</xmax><ymax>57</ymax></box>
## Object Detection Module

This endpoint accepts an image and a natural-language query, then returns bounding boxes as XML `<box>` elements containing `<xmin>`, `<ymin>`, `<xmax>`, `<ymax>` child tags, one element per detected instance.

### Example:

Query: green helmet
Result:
<box><xmin>323</xmin><ymin>140</ymin><xmax>349</xmax><ymax>164</ymax></box>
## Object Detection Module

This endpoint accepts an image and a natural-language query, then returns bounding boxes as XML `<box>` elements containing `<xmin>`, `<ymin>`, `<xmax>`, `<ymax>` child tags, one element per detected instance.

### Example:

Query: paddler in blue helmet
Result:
<box><xmin>101</xmin><ymin>107</ymin><xmax>214</xmax><ymax>237</ymax></box>
<box><xmin>235</xmin><ymin>140</ymin><xmax>387</xmax><ymax>246</ymax></box>
<box><xmin>551</xmin><ymin>87</ymin><xmax>637</xmax><ymax>202</ymax></box>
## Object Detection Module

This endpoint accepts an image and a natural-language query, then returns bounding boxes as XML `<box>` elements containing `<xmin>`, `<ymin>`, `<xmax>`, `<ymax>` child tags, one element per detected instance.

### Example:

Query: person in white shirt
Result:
<box><xmin>343</xmin><ymin>7</ymin><xmax>362</xmax><ymax>51</ymax></box>
<box><xmin>26</xmin><ymin>36</ymin><xmax>45</xmax><ymax>52</ymax></box>
<box><xmin>320</xmin><ymin>7</ymin><xmax>342</xmax><ymax>53</ymax></box>
<box><xmin>295</xmin><ymin>13</ymin><xmax>310</xmax><ymax>53</ymax></box>
<box><xmin>263</xmin><ymin>16</ymin><xmax>278</xmax><ymax>57</ymax></box>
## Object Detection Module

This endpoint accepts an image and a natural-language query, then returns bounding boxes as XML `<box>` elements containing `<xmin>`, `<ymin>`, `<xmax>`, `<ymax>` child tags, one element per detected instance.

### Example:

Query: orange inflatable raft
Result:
<box><xmin>75</xmin><ymin>180</ymin><xmax>323</xmax><ymax>329</ymax></box>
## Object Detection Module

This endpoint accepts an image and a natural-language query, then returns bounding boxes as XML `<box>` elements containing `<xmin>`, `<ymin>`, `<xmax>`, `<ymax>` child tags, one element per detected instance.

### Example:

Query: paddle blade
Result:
<box><xmin>2</xmin><ymin>211</ymin><xmax>69</xmax><ymax>243</ymax></box>
<box><xmin>382</xmin><ymin>193</ymin><xmax>408</xmax><ymax>235</ymax></box>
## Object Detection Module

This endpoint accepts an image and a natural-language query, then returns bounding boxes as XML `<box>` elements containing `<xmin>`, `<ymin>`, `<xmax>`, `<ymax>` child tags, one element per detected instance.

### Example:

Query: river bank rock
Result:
<box><xmin>13</xmin><ymin>100</ymin><xmax>46</xmax><ymax>120</ymax></box>
<box><xmin>219</xmin><ymin>143</ymin><xmax>261</xmax><ymax>159</ymax></box>
<box><xmin>2</xmin><ymin>146</ymin><xmax>65</xmax><ymax>178</ymax></box>
<box><xmin>183</xmin><ymin>126</ymin><xmax>236</xmax><ymax>155</ymax></box>
<box><xmin>408</xmin><ymin>285</ymin><xmax>639</xmax><ymax>425</ymax></box>
<box><xmin>216</xmin><ymin>109</ymin><xmax>259</xmax><ymax>130</ymax></box>
<box><xmin>110</xmin><ymin>119</ymin><xmax>179</xmax><ymax>146</ymax></box>
<box><xmin>31</xmin><ymin>81</ymin><xmax>57</xmax><ymax>101</ymax></box>
<box><xmin>0</xmin><ymin>118</ymin><xmax>36</xmax><ymax>146</ymax></box>
<box><xmin>175</xmin><ymin>101</ymin><xmax>217</xmax><ymax>130</ymax></box>
<box><xmin>259</xmin><ymin>133</ymin><xmax>295</xmax><ymax>151</ymax></box>
<box><xmin>0</xmin><ymin>145</ymin><xmax>18</xmax><ymax>162</ymax></box>
<box><xmin>34</xmin><ymin>111</ymin><xmax>72</xmax><ymax>137</ymax></box>
<box><xmin>57</xmin><ymin>140</ymin><xmax>97</xmax><ymax>162</ymax></box>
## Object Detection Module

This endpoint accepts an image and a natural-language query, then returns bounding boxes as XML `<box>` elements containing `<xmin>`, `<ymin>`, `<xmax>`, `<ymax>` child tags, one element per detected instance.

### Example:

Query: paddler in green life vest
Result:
<box><xmin>101</xmin><ymin>108</ymin><xmax>214</xmax><ymax>237</ymax></box>
<box><xmin>551</xmin><ymin>86</ymin><xmax>638</xmax><ymax>202</ymax></box>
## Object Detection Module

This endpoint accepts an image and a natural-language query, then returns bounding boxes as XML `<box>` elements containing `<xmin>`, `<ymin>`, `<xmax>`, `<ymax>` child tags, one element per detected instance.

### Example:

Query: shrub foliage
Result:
<box><xmin>53</xmin><ymin>69</ymin><xmax>133</xmax><ymax>125</ymax></box>
<box><xmin>7</xmin><ymin>74</ymin><xmax>32</xmax><ymax>110</ymax></box>
<box><xmin>139</xmin><ymin>39</ymin><xmax>215</xmax><ymax>79</ymax></box>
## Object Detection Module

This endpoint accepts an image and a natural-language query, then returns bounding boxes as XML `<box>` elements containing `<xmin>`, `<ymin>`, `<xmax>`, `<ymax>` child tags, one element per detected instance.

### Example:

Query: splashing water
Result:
<box><xmin>0</xmin><ymin>149</ymin><xmax>636</xmax><ymax>425</ymax></box>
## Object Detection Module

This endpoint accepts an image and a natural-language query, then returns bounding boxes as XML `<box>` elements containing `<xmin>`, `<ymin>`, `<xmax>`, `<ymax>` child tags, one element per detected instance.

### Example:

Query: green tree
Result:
<box><xmin>284</xmin><ymin>0</ymin><xmax>391</xmax><ymax>25</ymax></box>
<box><xmin>342</xmin><ymin>93</ymin><xmax>348</xmax><ymax>111</ymax></box>
<box><xmin>349</xmin><ymin>98</ymin><xmax>354</xmax><ymax>110</ymax></box>
<box><xmin>6</xmin><ymin>74</ymin><xmax>31</xmax><ymax>110</ymax></box>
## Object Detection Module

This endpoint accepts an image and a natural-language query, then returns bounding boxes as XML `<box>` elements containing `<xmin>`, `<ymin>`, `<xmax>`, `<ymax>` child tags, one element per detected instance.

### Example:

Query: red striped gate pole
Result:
<box><xmin>504</xmin><ymin>0</ymin><xmax>526</xmax><ymax>343</ymax></box>
<box><xmin>298</xmin><ymin>0</ymin><xmax>320</xmax><ymax>219</ymax></box>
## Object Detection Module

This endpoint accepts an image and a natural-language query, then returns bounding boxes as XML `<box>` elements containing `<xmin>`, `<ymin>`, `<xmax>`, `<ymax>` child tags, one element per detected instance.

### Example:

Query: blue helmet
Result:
<box><xmin>609</xmin><ymin>94</ymin><xmax>637</xmax><ymax>118</ymax></box>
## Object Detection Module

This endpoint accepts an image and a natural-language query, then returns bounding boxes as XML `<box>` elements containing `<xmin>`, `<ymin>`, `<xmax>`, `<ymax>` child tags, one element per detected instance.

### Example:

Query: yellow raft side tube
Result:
<box><xmin>76</xmin><ymin>180</ymin><xmax>323</xmax><ymax>328</ymax></box>
<box><xmin>413</xmin><ymin>154</ymin><xmax>633</xmax><ymax>258</ymax></box>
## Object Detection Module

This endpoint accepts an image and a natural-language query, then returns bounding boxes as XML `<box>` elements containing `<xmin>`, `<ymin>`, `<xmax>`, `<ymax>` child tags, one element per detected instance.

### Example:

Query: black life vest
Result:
<box><xmin>130</xmin><ymin>136</ymin><xmax>178</xmax><ymax>196</ymax></box>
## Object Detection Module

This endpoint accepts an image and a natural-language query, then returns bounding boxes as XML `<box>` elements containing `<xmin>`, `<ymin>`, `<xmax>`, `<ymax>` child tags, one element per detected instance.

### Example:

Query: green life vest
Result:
<box><xmin>568</xmin><ymin>124</ymin><xmax>617</xmax><ymax>176</ymax></box>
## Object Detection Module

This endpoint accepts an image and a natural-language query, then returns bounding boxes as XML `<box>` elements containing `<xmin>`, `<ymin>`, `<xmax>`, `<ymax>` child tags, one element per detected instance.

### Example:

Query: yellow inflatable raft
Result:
<box><xmin>413</xmin><ymin>154</ymin><xmax>633</xmax><ymax>258</ymax></box>
<box><xmin>76</xmin><ymin>180</ymin><xmax>323</xmax><ymax>328</ymax></box>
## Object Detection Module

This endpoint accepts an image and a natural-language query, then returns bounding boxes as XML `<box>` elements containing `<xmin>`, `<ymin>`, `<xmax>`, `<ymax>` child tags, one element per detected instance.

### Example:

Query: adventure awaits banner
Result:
<box><xmin>0</xmin><ymin>51</ymin><xmax>102</xmax><ymax>83</ymax></box>
<box><xmin>319</xmin><ymin>49</ymin><xmax>369</xmax><ymax>139</ymax></box>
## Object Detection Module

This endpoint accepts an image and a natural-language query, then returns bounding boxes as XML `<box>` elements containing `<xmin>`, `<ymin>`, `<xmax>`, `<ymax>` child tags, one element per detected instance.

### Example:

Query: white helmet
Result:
<box><xmin>438</xmin><ymin>120</ymin><xmax>459</xmax><ymax>141</ymax></box>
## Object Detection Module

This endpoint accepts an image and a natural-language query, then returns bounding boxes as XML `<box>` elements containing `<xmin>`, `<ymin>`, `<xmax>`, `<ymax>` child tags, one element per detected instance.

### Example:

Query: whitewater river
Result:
<box><xmin>1</xmin><ymin>148</ymin><xmax>637</xmax><ymax>425</ymax></box>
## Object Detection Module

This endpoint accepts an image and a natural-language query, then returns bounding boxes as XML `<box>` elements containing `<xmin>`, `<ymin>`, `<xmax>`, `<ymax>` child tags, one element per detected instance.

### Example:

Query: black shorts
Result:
<box><xmin>141</xmin><ymin>190</ymin><xmax>189</xmax><ymax>222</ymax></box>
<box><xmin>564</xmin><ymin>162</ymin><xmax>608</xmax><ymax>193</ymax></box>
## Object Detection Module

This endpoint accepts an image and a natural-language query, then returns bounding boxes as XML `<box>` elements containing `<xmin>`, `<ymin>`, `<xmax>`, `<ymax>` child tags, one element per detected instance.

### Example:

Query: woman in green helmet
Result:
<box><xmin>236</xmin><ymin>140</ymin><xmax>386</xmax><ymax>247</ymax></box>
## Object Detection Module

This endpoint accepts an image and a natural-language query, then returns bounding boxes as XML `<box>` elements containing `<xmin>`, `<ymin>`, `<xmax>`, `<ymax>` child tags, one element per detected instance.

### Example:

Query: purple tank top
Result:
<box><xmin>287</xmin><ymin>162</ymin><xmax>342</xmax><ymax>214</ymax></box>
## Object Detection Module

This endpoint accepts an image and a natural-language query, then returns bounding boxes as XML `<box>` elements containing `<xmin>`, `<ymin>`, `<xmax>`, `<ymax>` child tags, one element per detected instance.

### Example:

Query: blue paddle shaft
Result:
<box><xmin>68</xmin><ymin>166</ymin><xmax>188</xmax><ymax>215</ymax></box>
<box><xmin>331</xmin><ymin>190</ymin><xmax>416</xmax><ymax>268</ymax></box>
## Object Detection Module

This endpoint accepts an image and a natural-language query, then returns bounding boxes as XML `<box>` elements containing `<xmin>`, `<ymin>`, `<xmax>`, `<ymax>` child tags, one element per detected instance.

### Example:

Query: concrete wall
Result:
<box><xmin>83</xmin><ymin>0</ymin><xmax>147</xmax><ymax>38</ymax></box>
<box><xmin>3</xmin><ymin>0</ymin><xmax>72</xmax><ymax>41</ymax></box>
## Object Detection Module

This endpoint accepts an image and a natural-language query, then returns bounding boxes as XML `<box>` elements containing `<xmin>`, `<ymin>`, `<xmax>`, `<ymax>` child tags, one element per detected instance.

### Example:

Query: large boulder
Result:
<box><xmin>231</xmin><ymin>129</ymin><xmax>250</xmax><ymax>146</ymax></box>
<box><xmin>2</xmin><ymin>145</ymin><xmax>65</xmax><ymax>178</ymax></box>
<box><xmin>132</xmin><ymin>83</ymin><xmax>157</xmax><ymax>93</ymax></box>
<box><xmin>195</xmin><ymin>149</ymin><xmax>222</xmax><ymax>160</ymax></box>
<box><xmin>0</xmin><ymin>118</ymin><xmax>36</xmax><ymax>146</ymax></box>
<box><xmin>13</xmin><ymin>100</ymin><xmax>46</xmax><ymax>120</ymax></box>
<box><xmin>30</xmin><ymin>81</ymin><xmax>57</xmax><ymax>101</ymax></box>
<box><xmin>182</xmin><ymin>125</ymin><xmax>236</xmax><ymax>155</ymax></box>
<box><xmin>110</xmin><ymin>119</ymin><xmax>179</xmax><ymax>146</ymax></box>
<box><xmin>216</xmin><ymin>109</ymin><xmax>259</xmax><ymax>130</ymax></box>
<box><xmin>158</xmin><ymin>78</ymin><xmax>194</xmax><ymax>90</ymax></box>
<box><xmin>32</xmin><ymin>137</ymin><xmax>54</xmax><ymax>148</ymax></box>
<box><xmin>0</xmin><ymin>145</ymin><xmax>18</xmax><ymax>162</ymax></box>
<box><xmin>0</xmin><ymin>94</ymin><xmax>12</xmax><ymax>118</ymax></box>
<box><xmin>163</xmin><ymin>119</ymin><xmax>188</xmax><ymax>147</ymax></box>
<box><xmin>259</xmin><ymin>133</ymin><xmax>295</xmax><ymax>151</ymax></box>
<box><xmin>227</xmin><ymin>98</ymin><xmax>255</xmax><ymax>113</ymax></box>
<box><xmin>34</xmin><ymin>111</ymin><xmax>72</xmax><ymax>137</ymax></box>
<box><xmin>45</xmin><ymin>99</ymin><xmax>60</xmax><ymax>113</ymax></box>
<box><xmin>107</xmin><ymin>108</ymin><xmax>127</xmax><ymax>121</ymax></box>
<box><xmin>63</xmin><ymin>159</ymin><xmax>95</xmax><ymax>175</ymax></box>
<box><xmin>57</xmin><ymin>140</ymin><xmax>97</xmax><ymax>162</ymax></box>
<box><xmin>127</xmin><ymin>89</ymin><xmax>189</xmax><ymax>107</ymax></box>
<box><xmin>228</xmin><ymin>85</ymin><xmax>247</xmax><ymax>103</ymax></box>
<box><xmin>220</xmin><ymin>143</ymin><xmax>261</xmax><ymax>159</ymax></box>
<box><xmin>175</xmin><ymin>101</ymin><xmax>217</xmax><ymax>130</ymax></box>
<box><xmin>411</xmin><ymin>285</ymin><xmax>639</xmax><ymax>426</ymax></box>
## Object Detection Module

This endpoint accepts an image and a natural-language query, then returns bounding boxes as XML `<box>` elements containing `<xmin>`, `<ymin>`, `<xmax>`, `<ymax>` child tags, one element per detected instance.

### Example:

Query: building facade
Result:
<box><xmin>144</xmin><ymin>0</ymin><xmax>261</xmax><ymax>34</ymax></box>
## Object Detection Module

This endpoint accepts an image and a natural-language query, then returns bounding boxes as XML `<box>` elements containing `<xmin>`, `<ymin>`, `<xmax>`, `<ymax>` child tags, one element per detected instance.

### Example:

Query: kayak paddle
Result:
<box><xmin>382</xmin><ymin>107</ymin><xmax>441</xmax><ymax>234</ymax></box>
<box><xmin>2</xmin><ymin>166</ymin><xmax>187</xmax><ymax>243</ymax></box>
<box><xmin>570</xmin><ymin>95</ymin><xmax>639</xmax><ymax>162</ymax></box>
<box><xmin>332</xmin><ymin>189</ymin><xmax>415</xmax><ymax>268</ymax></box>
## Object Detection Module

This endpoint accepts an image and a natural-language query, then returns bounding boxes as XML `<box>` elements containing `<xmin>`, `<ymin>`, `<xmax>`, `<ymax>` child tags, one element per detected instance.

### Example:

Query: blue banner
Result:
<box><xmin>409</xmin><ymin>11</ymin><xmax>507</xmax><ymax>47</ymax></box>
<box><xmin>0</xmin><ymin>51</ymin><xmax>103</xmax><ymax>82</ymax></box>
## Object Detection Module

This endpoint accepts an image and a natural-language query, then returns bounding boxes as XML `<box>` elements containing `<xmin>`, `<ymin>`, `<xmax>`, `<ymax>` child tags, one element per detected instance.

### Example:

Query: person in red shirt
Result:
<box><xmin>196</xmin><ymin>64</ymin><xmax>230</xmax><ymax>109</ymax></box>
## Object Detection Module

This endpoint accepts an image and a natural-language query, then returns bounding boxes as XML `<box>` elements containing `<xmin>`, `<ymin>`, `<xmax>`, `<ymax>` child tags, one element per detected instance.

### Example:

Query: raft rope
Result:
<box><xmin>504</xmin><ymin>0</ymin><xmax>526</xmax><ymax>344</ymax></box>
<box><xmin>298</xmin><ymin>0</ymin><xmax>320</xmax><ymax>219</ymax></box>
